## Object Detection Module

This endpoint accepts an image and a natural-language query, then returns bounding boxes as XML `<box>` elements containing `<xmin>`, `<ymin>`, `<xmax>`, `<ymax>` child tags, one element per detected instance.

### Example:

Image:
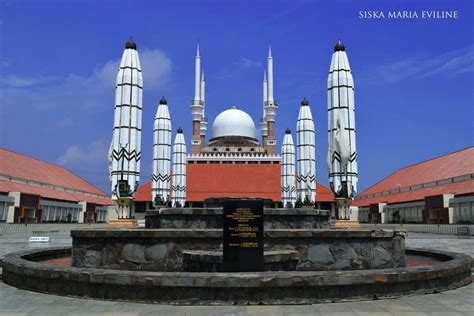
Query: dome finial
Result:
<box><xmin>177</xmin><ymin>127</ymin><xmax>183</xmax><ymax>133</ymax></box>
<box><xmin>285</xmin><ymin>128</ymin><xmax>291</xmax><ymax>134</ymax></box>
<box><xmin>334</xmin><ymin>39</ymin><xmax>345</xmax><ymax>52</ymax></box>
<box><xmin>159</xmin><ymin>96</ymin><xmax>167</xmax><ymax>105</ymax></box>
<box><xmin>125</xmin><ymin>37</ymin><xmax>137</xmax><ymax>50</ymax></box>
<box><xmin>301</xmin><ymin>97</ymin><xmax>309</xmax><ymax>106</ymax></box>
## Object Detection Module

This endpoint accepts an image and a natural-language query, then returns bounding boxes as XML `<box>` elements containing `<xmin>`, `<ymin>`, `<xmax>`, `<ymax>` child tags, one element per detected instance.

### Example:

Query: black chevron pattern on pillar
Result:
<box><xmin>112</xmin><ymin>148</ymin><xmax>141</xmax><ymax>162</ymax></box>
<box><xmin>281</xmin><ymin>185</ymin><xmax>296</xmax><ymax>193</ymax></box>
<box><xmin>152</xmin><ymin>173</ymin><xmax>171</xmax><ymax>182</ymax></box>
<box><xmin>296</xmin><ymin>174</ymin><xmax>316</xmax><ymax>183</ymax></box>
<box><xmin>172</xmin><ymin>185</ymin><xmax>186</xmax><ymax>192</ymax></box>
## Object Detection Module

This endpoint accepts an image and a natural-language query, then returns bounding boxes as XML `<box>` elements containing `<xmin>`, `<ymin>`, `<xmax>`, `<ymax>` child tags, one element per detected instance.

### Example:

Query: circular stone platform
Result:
<box><xmin>1</xmin><ymin>247</ymin><xmax>471</xmax><ymax>304</ymax></box>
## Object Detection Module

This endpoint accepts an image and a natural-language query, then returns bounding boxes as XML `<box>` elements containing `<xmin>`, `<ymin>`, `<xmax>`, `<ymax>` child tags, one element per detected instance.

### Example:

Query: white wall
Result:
<box><xmin>7</xmin><ymin>192</ymin><xmax>20</xmax><ymax>223</ymax></box>
<box><xmin>107</xmin><ymin>205</ymin><xmax>119</xmax><ymax>222</ymax></box>
<box><xmin>350</xmin><ymin>206</ymin><xmax>359</xmax><ymax>221</ymax></box>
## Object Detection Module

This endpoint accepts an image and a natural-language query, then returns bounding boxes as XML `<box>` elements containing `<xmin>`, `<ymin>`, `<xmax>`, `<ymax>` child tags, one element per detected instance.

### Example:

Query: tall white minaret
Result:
<box><xmin>327</xmin><ymin>40</ymin><xmax>358</xmax><ymax>220</ymax></box>
<box><xmin>110</xmin><ymin>37</ymin><xmax>143</xmax><ymax>218</ymax></box>
<box><xmin>191</xmin><ymin>42</ymin><xmax>204</xmax><ymax>154</ymax></box>
<box><xmin>200</xmin><ymin>67</ymin><xmax>206</xmax><ymax>105</ymax></box>
<box><xmin>151</xmin><ymin>97</ymin><xmax>172</xmax><ymax>206</ymax></box>
<box><xmin>296</xmin><ymin>98</ymin><xmax>316</xmax><ymax>204</ymax></box>
<box><xmin>171</xmin><ymin>128</ymin><xmax>187</xmax><ymax>207</ymax></box>
<box><xmin>194</xmin><ymin>43</ymin><xmax>201</xmax><ymax>102</ymax></box>
<box><xmin>199</xmin><ymin>67</ymin><xmax>207</xmax><ymax>146</ymax></box>
<box><xmin>281</xmin><ymin>128</ymin><xmax>296</xmax><ymax>208</ymax></box>
<box><xmin>264</xmin><ymin>44</ymin><xmax>277</xmax><ymax>155</ymax></box>
<box><xmin>267</xmin><ymin>45</ymin><xmax>274</xmax><ymax>103</ymax></box>
<box><xmin>263</xmin><ymin>70</ymin><xmax>268</xmax><ymax>116</ymax></box>
<box><xmin>259</xmin><ymin>69</ymin><xmax>268</xmax><ymax>146</ymax></box>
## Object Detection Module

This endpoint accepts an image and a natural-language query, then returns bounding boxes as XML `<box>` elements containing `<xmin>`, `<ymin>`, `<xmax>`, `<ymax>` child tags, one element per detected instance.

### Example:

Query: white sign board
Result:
<box><xmin>29</xmin><ymin>236</ymin><xmax>50</xmax><ymax>243</ymax></box>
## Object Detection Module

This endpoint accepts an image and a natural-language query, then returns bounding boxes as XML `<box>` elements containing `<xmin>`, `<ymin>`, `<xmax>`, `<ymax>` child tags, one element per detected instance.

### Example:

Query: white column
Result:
<box><xmin>152</xmin><ymin>97</ymin><xmax>172</xmax><ymax>205</ymax></box>
<box><xmin>281</xmin><ymin>129</ymin><xmax>296</xmax><ymax>207</ymax></box>
<box><xmin>78</xmin><ymin>201</ymin><xmax>87</xmax><ymax>224</ymax></box>
<box><xmin>327</xmin><ymin>40</ymin><xmax>358</xmax><ymax>200</ymax></box>
<box><xmin>171</xmin><ymin>128</ymin><xmax>187</xmax><ymax>207</ymax></box>
<box><xmin>110</xmin><ymin>38</ymin><xmax>143</xmax><ymax>207</ymax></box>
<box><xmin>296</xmin><ymin>98</ymin><xmax>316</xmax><ymax>204</ymax></box>
<box><xmin>6</xmin><ymin>192</ymin><xmax>20</xmax><ymax>223</ymax></box>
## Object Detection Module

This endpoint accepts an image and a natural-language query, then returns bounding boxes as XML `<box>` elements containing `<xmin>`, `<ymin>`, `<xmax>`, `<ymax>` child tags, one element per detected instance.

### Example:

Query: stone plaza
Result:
<box><xmin>0</xmin><ymin>224</ymin><xmax>472</xmax><ymax>315</ymax></box>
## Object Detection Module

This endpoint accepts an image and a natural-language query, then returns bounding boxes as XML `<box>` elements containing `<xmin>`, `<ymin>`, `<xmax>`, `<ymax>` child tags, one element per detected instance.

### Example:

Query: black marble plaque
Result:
<box><xmin>223</xmin><ymin>199</ymin><xmax>264</xmax><ymax>272</ymax></box>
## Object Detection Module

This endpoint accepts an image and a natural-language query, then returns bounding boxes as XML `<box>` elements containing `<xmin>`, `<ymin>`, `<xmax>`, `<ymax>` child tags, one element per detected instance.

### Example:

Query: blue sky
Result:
<box><xmin>0</xmin><ymin>0</ymin><xmax>473</xmax><ymax>193</ymax></box>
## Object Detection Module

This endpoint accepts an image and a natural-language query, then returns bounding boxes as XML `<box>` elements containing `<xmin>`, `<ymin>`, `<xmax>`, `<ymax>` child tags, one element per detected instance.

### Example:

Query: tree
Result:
<box><xmin>392</xmin><ymin>211</ymin><xmax>401</xmax><ymax>223</ymax></box>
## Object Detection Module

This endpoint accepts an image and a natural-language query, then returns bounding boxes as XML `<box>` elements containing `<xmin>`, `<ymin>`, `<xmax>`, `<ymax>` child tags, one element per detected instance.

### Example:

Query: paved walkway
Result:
<box><xmin>0</xmin><ymin>228</ymin><xmax>472</xmax><ymax>315</ymax></box>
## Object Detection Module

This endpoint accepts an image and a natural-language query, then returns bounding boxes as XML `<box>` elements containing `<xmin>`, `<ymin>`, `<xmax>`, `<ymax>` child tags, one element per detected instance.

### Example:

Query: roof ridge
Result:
<box><xmin>397</xmin><ymin>146</ymin><xmax>474</xmax><ymax>171</ymax></box>
<box><xmin>0</xmin><ymin>147</ymin><xmax>108</xmax><ymax>197</ymax></box>
<box><xmin>0</xmin><ymin>147</ymin><xmax>72</xmax><ymax>172</ymax></box>
<box><xmin>358</xmin><ymin>168</ymin><xmax>400</xmax><ymax>196</ymax></box>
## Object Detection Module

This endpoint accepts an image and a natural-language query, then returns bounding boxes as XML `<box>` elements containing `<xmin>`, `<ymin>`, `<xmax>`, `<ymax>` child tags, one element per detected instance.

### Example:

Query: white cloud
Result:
<box><xmin>0</xmin><ymin>75</ymin><xmax>58</xmax><ymax>87</ymax></box>
<box><xmin>215</xmin><ymin>57</ymin><xmax>263</xmax><ymax>80</ymax></box>
<box><xmin>235</xmin><ymin>58</ymin><xmax>262</xmax><ymax>69</ymax></box>
<box><xmin>368</xmin><ymin>45</ymin><xmax>474</xmax><ymax>84</ymax></box>
<box><xmin>97</xmin><ymin>49</ymin><xmax>172</xmax><ymax>89</ymax></box>
<box><xmin>0</xmin><ymin>49</ymin><xmax>172</xmax><ymax>110</ymax></box>
<box><xmin>56</xmin><ymin>139</ymin><xmax>108</xmax><ymax>167</ymax></box>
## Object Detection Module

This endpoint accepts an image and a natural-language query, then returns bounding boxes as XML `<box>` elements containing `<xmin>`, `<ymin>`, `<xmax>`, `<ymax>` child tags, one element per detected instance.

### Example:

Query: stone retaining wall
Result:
<box><xmin>145</xmin><ymin>208</ymin><xmax>331</xmax><ymax>229</ymax></box>
<box><xmin>182</xmin><ymin>250</ymin><xmax>299</xmax><ymax>272</ymax></box>
<box><xmin>1</xmin><ymin>247</ymin><xmax>471</xmax><ymax>304</ymax></box>
<box><xmin>71</xmin><ymin>229</ymin><xmax>406</xmax><ymax>271</ymax></box>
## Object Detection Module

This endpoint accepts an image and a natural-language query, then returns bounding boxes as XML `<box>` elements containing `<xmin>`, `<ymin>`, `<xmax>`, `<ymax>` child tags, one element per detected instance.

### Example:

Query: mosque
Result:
<box><xmin>116</xmin><ymin>40</ymin><xmax>337</xmax><ymax>216</ymax></box>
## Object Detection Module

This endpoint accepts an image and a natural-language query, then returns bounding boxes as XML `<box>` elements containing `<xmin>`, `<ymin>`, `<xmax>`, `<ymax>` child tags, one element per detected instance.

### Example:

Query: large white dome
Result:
<box><xmin>211</xmin><ymin>107</ymin><xmax>257</xmax><ymax>139</ymax></box>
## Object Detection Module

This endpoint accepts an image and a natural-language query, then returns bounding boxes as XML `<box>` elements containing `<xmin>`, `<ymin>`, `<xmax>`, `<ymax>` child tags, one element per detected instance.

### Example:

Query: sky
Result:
<box><xmin>0</xmin><ymin>0</ymin><xmax>473</xmax><ymax>194</ymax></box>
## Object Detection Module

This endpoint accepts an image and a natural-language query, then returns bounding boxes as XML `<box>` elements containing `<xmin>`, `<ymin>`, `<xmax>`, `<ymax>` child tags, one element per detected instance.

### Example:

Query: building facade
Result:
<box><xmin>354</xmin><ymin>147</ymin><xmax>474</xmax><ymax>224</ymax></box>
<box><xmin>130</xmin><ymin>42</ymin><xmax>336</xmax><ymax>215</ymax></box>
<box><xmin>0</xmin><ymin>148</ymin><xmax>113</xmax><ymax>223</ymax></box>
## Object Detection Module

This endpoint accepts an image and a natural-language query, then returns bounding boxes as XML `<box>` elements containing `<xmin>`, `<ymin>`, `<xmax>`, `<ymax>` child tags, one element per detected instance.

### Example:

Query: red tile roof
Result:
<box><xmin>354</xmin><ymin>147</ymin><xmax>474</xmax><ymax>206</ymax></box>
<box><xmin>135</xmin><ymin>163</ymin><xmax>334</xmax><ymax>203</ymax></box>
<box><xmin>135</xmin><ymin>181</ymin><xmax>152</xmax><ymax>201</ymax></box>
<box><xmin>353</xmin><ymin>179</ymin><xmax>474</xmax><ymax>206</ymax></box>
<box><xmin>0</xmin><ymin>148</ymin><xmax>112</xmax><ymax>205</ymax></box>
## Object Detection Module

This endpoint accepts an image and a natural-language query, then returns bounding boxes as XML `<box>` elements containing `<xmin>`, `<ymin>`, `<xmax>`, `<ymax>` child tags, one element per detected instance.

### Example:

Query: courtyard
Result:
<box><xmin>0</xmin><ymin>224</ymin><xmax>472</xmax><ymax>316</ymax></box>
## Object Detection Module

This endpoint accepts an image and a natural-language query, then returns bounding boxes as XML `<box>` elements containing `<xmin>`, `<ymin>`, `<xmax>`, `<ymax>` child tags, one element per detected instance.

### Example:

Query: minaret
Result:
<box><xmin>109</xmin><ymin>37</ymin><xmax>143</xmax><ymax>218</ymax></box>
<box><xmin>327</xmin><ymin>40</ymin><xmax>358</xmax><ymax>220</ymax></box>
<box><xmin>171</xmin><ymin>128</ymin><xmax>187</xmax><ymax>207</ymax></box>
<box><xmin>263</xmin><ymin>70</ymin><xmax>268</xmax><ymax>115</ymax></box>
<box><xmin>259</xmin><ymin>70</ymin><xmax>268</xmax><ymax>147</ymax></box>
<box><xmin>190</xmin><ymin>43</ymin><xmax>204</xmax><ymax>154</ymax></box>
<box><xmin>151</xmin><ymin>97</ymin><xmax>172</xmax><ymax>206</ymax></box>
<box><xmin>194</xmin><ymin>43</ymin><xmax>201</xmax><ymax>102</ymax></box>
<box><xmin>264</xmin><ymin>44</ymin><xmax>277</xmax><ymax>155</ymax></box>
<box><xmin>199</xmin><ymin>67</ymin><xmax>207</xmax><ymax>147</ymax></box>
<box><xmin>281</xmin><ymin>128</ymin><xmax>296</xmax><ymax>208</ymax></box>
<box><xmin>296</xmin><ymin>98</ymin><xmax>316</xmax><ymax>204</ymax></box>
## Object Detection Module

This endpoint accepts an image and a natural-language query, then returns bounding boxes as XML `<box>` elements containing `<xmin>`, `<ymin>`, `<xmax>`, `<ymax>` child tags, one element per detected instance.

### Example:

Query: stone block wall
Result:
<box><xmin>145</xmin><ymin>208</ymin><xmax>331</xmax><ymax>229</ymax></box>
<box><xmin>1</xmin><ymin>246</ymin><xmax>472</xmax><ymax>304</ymax></box>
<box><xmin>71</xmin><ymin>229</ymin><xmax>405</xmax><ymax>271</ymax></box>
